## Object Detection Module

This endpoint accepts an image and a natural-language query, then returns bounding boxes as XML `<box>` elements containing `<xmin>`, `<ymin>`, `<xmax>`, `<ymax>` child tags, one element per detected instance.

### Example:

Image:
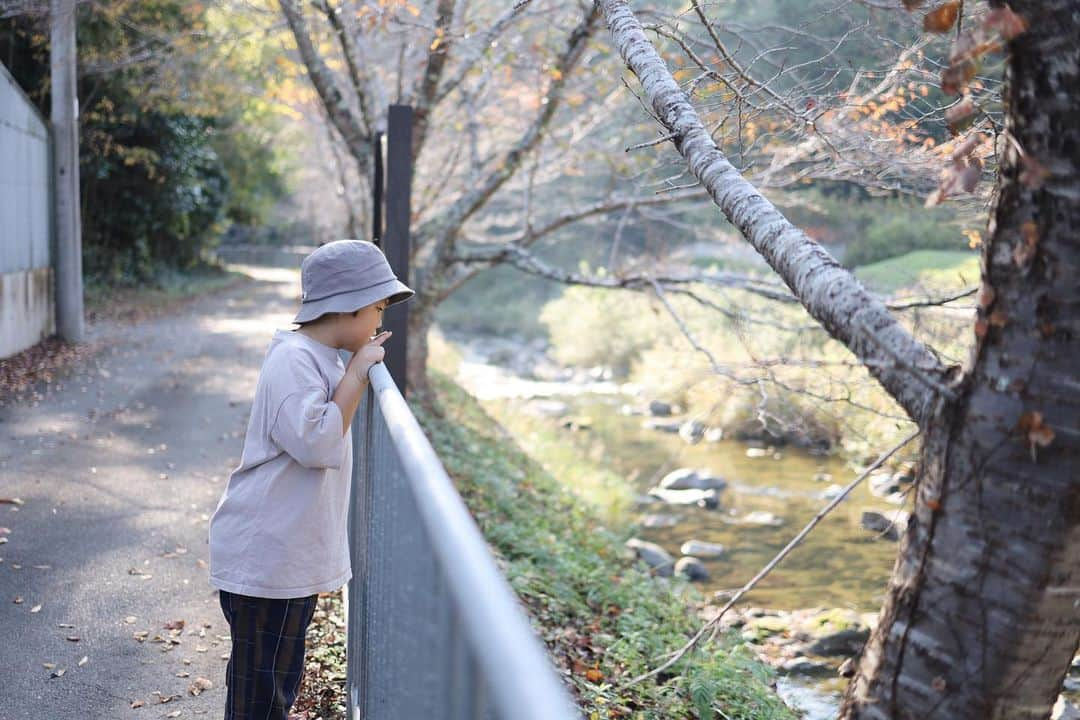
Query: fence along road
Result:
<box><xmin>345</xmin><ymin>362</ymin><xmax>580</xmax><ymax>720</ymax></box>
<box><xmin>0</xmin><ymin>61</ymin><xmax>53</xmax><ymax>358</ymax></box>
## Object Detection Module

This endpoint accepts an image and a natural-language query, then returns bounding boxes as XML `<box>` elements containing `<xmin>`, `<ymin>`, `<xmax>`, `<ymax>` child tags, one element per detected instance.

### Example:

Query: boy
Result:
<box><xmin>207</xmin><ymin>239</ymin><xmax>413</xmax><ymax>720</ymax></box>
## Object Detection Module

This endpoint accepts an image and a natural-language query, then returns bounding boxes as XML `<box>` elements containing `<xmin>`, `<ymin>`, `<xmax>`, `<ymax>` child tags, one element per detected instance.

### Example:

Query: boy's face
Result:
<box><xmin>343</xmin><ymin>300</ymin><xmax>389</xmax><ymax>352</ymax></box>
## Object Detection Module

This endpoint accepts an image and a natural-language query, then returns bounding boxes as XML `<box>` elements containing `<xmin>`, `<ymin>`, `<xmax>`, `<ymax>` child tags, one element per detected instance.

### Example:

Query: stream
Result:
<box><xmin>448</xmin><ymin>339</ymin><xmax>911</xmax><ymax>718</ymax></box>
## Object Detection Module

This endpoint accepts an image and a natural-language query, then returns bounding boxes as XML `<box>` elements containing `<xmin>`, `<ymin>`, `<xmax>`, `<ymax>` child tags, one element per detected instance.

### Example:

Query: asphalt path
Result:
<box><xmin>0</xmin><ymin>267</ymin><xmax>302</xmax><ymax>720</ymax></box>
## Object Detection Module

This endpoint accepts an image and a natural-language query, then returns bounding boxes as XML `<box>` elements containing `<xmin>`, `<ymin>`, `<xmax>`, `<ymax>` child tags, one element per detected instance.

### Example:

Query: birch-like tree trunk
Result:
<box><xmin>841</xmin><ymin>0</ymin><xmax>1080</xmax><ymax>716</ymax></box>
<box><xmin>596</xmin><ymin>0</ymin><xmax>1079</xmax><ymax>717</ymax></box>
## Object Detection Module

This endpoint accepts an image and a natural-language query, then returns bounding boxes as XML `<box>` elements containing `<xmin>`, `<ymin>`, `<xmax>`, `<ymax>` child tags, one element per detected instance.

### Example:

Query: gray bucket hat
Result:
<box><xmin>293</xmin><ymin>240</ymin><xmax>414</xmax><ymax>324</ymax></box>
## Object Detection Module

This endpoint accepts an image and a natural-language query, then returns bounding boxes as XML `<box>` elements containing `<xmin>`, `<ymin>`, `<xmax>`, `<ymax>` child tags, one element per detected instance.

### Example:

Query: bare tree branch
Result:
<box><xmin>596</xmin><ymin>0</ymin><xmax>955</xmax><ymax>428</ymax></box>
<box><xmin>280</xmin><ymin>0</ymin><xmax>370</xmax><ymax>165</ymax></box>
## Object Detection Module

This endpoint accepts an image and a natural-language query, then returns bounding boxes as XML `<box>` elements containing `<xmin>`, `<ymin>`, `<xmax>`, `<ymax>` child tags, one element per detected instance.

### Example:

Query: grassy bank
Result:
<box><xmin>413</xmin><ymin>371</ymin><xmax>796</xmax><ymax>719</ymax></box>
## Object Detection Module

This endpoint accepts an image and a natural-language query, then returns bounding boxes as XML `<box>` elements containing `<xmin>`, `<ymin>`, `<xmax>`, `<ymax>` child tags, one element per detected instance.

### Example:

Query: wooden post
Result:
<box><xmin>382</xmin><ymin>106</ymin><xmax>412</xmax><ymax>395</ymax></box>
<box><xmin>51</xmin><ymin>0</ymin><xmax>83</xmax><ymax>342</ymax></box>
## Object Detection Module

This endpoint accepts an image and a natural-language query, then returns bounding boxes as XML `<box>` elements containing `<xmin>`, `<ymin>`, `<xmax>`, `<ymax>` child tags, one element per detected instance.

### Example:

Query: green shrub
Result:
<box><xmin>844</xmin><ymin>207</ymin><xmax>963</xmax><ymax>267</ymax></box>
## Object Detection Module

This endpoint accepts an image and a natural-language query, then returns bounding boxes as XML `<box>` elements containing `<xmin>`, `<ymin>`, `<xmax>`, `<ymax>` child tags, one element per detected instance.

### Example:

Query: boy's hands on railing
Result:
<box><xmin>348</xmin><ymin>331</ymin><xmax>392</xmax><ymax>383</ymax></box>
<box><xmin>336</xmin><ymin>331</ymin><xmax>392</xmax><ymax>436</ymax></box>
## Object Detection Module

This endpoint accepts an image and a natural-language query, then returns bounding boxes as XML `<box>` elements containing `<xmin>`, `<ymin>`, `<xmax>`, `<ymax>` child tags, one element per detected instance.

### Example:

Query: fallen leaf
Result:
<box><xmin>164</xmin><ymin>619</ymin><xmax>185</xmax><ymax>631</ymax></box>
<box><xmin>30</xmin><ymin>604</ymin><xmax>42</xmax><ymax>613</ymax></box>
<box><xmin>130</xmin><ymin>699</ymin><xmax>145</xmax><ymax>709</ymax></box>
<box><xmin>0</xmin><ymin>498</ymin><xmax>24</xmax><ymax>505</ymax></box>
<box><xmin>189</xmin><ymin>677</ymin><xmax>213</xmax><ymax>696</ymax></box>
<box><xmin>13</xmin><ymin>596</ymin><xmax>23</xmax><ymax>604</ymax></box>
<box><xmin>78</xmin><ymin>655</ymin><xmax>88</xmax><ymax>666</ymax></box>
<box><xmin>66</xmin><ymin>635</ymin><xmax>80</xmax><ymax>642</ymax></box>
<box><xmin>50</xmin><ymin>668</ymin><xmax>66</xmax><ymax>678</ymax></box>
<box><xmin>57</xmin><ymin>623</ymin><xmax>74</xmax><ymax>628</ymax></box>
<box><xmin>124</xmin><ymin>616</ymin><xmax>138</xmax><ymax>624</ymax></box>
<box><xmin>165</xmin><ymin>712</ymin><xmax>181</xmax><ymax>718</ymax></box>
<box><xmin>585</xmin><ymin>668</ymin><xmax>604</xmax><ymax>683</ymax></box>
<box><xmin>176</xmin><ymin>671</ymin><xmax>191</xmax><ymax>678</ymax></box>
<box><xmin>42</xmin><ymin>662</ymin><xmax>55</xmax><ymax>669</ymax></box>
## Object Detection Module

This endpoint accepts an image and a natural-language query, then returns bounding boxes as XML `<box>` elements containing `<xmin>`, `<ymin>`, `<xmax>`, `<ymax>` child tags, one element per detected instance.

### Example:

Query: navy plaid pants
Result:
<box><xmin>218</xmin><ymin>590</ymin><xmax>319</xmax><ymax>720</ymax></box>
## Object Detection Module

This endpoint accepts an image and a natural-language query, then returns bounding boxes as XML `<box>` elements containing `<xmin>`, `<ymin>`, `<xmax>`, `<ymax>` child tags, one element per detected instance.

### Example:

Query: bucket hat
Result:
<box><xmin>293</xmin><ymin>240</ymin><xmax>414</xmax><ymax>324</ymax></box>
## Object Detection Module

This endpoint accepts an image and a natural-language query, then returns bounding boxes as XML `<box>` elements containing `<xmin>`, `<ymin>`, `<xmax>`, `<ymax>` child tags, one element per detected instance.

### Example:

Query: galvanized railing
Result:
<box><xmin>345</xmin><ymin>362</ymin><xmax>580</xmax><ymax>720</ymax></box>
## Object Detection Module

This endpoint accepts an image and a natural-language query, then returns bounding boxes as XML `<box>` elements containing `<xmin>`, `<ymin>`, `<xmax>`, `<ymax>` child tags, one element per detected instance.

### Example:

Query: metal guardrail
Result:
<box><xmin>345</xmin><ymin>362</ymin><xmax>580</xmax><ymax>720</ymax></box>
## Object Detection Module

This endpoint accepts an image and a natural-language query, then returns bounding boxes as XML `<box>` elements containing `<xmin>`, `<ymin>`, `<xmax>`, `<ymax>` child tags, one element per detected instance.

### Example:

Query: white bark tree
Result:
<box><xmin>596</xmin><ymin>0</ymin><xmax>1078</xmax><ymax>717</ymax></box>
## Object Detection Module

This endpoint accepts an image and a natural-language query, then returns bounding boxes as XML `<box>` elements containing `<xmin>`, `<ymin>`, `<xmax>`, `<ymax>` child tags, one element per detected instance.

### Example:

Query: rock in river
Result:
<box><xmin>648</xmin><ymin>400</ymin><xmax>674</xmax><ymax>417</ymax></box>
<box><xmin>625</xmin><ymin>538</ymin><xmax>674</xmax><ymax>576</ymax></box>
<box><xmin>659</xmin><ymin>468</ymin><xmax>728</xmax><ymax>492</ymax></box>
<box><xmin>641</xmin><ymin>418</ymin><xmax>682</xmax><ymax>433</ymax></box>
<box><xmin>869</xmin><ymin>470</ymin><xmax>902</xmax><ymax>498</ymax></box>
<box><xmin>861</xmin><ymin>509</ymin><xmax>910</xmax><ymax>541</ymax></box>
<box><xmin>648</xmin><ymin>486</ymin><xmax>721</xmax><ymax>509</ymax></box>
<box><xmin>641</xmin><ymin>513</ymin><xmax>682</xmax><ymax>529</ymax></box>
<box><xmin>680</xmin><ymin>540</ymin><xmax>725</xmax><ymax>558</ymax></box>
<box><xmin>675</xmin><ymin>556</ymin><xmax>710</xmax><ymax>581</ymax></box>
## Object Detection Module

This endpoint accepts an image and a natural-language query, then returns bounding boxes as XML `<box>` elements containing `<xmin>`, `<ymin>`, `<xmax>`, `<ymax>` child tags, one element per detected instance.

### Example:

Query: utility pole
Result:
<box><xmin>51</xmin><ymin>0</ymin><xmax>83</xmax><ymax>342</ymax></box>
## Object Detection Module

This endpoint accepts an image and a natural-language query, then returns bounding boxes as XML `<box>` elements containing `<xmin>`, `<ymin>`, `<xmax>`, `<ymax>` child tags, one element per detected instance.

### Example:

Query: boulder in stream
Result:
<box><xmin>648</xmin><ymin>400</ymin><xmax>674</xmax><ymax>417</ymax></box>
<box><xmin>641</xmin><ymin>418</ymin><xmax>682</xmax><ymax>433</ymax></box>
<box><xmin>625</xmin><ymin>538</ymin><xmax>674</xmax><ymax>576</ymax></box>
<box><xmin>680</xmin><ymin>540</ymin><xmax>725</xmax><ymax>558</ymax></box>
<box><xmin>641</xmin><ymin>513</ymin><xmax>682</xmax><ymax>529</ymax></box>
<box><xmin>861</xmin><ymin>510</ymin><xmax>910</xmax><ymax>541</ymax></box>
<box><xmin>868</xmin><ymin>470</ymin><xmax>902</xmax><ymax>497</ymax></box>
<box><xmin>648</xmin><ymin>486</ymin><xmax>721</xmax><ymax>509</ymax></box>
<box><xmin>678</xmin><ymin>419</ymin><xmax>707</xmax><ymax>444</ymax></box>
<box><xmin>659</xmin><ymin>468</ymin><xmax>728</xmax><ymax>492</ymax></box>
<box><xmin>675</xmin><ymin>556</ymin><xmax>710</xmax><ymax>581</ymax></box>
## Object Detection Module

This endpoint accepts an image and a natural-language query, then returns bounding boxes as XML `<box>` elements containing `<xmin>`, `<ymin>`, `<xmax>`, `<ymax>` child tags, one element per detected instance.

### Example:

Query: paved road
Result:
<box><xmin>0</xmin><ymin>267</ymin><xmax>302</xmax><ymax>720</ymax></box>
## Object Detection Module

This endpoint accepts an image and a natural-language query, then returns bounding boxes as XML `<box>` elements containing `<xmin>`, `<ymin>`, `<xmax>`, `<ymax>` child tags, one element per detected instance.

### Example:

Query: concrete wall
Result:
<box><xmin>0</xmin><ymin>267</ymin><xmax>54</xmax><ymax>357</ymax></box>
<box><xmin>0</xmin><ymin>61</ymin><xmax>53</xmax><ymax>359</ymax></box>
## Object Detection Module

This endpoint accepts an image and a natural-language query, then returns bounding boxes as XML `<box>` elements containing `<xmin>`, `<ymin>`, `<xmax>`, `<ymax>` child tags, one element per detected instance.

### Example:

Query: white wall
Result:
<box><xmin>0</xmin><ymin>61</ymin><xmax>53</xmax><ymax>359</ymax></box>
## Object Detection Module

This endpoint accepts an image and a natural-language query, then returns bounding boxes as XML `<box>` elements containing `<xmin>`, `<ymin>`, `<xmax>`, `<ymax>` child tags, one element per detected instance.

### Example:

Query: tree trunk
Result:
<box><xmin>841</xmin><ymin>2</ymin><xmax>1080</xmax><ymax>717</ymax></box>
<box><xmin>405</xmin><ymin>294</ymin><xmax>436</xmax><ymax>398</ymax></box>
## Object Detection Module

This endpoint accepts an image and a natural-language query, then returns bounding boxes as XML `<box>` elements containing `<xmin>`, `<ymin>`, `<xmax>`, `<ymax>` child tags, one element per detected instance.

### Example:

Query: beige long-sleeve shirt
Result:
<box><xmin>208</xmin><ymin>330</ymin><xmax>353</xmax><ymax>599</ymax></box>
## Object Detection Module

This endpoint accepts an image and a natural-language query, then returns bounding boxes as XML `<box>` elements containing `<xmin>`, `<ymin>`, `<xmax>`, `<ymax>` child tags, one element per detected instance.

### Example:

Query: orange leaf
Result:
<box><xmin>924</xmin><ymin>1</ymin><xmax>961</xmax><ymax>33</ymax></box>
<box><xmin>1017</xmin><ymin>411</ymin><xmax>1055</xmax><ymax>459</ymax></box>
<box><xmin>585</xmin><ymin>668</ymin><xmax>604</xmax><ymax>683</ymax></box>
<box><xmin>1013</xmin><ymin>221</ymin><xmax>1039</xmax><ymax>268</ymax></box>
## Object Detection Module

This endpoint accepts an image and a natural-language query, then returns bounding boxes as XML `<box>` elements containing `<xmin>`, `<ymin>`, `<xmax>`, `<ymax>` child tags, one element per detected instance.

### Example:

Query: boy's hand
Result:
<box><xmin>349</xmin><ymin>331</ymin><xmax>392</xmax><ymax>382</ymax></box>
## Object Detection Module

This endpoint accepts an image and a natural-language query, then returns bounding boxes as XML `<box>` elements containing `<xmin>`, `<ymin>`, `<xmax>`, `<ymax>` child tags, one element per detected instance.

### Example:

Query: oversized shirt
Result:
<box><xmin>208</xmin><ymin>330</ymin><xmax>353</xmax><ymax>599</ymax></box>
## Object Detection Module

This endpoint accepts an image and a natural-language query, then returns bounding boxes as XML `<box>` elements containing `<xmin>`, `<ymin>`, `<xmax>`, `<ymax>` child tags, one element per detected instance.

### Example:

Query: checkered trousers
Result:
<box><xmin>218</xmin><ymin>590</ymin><xmax>319</xmax><ymax>720</ymax></box>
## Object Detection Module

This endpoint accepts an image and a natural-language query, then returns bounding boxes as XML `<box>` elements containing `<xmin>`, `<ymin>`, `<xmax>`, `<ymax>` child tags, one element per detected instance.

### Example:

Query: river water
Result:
<box><xmin>450</xmin><ymin>348</ymin><xmax>909</xmax><ymax>718</ymax></box>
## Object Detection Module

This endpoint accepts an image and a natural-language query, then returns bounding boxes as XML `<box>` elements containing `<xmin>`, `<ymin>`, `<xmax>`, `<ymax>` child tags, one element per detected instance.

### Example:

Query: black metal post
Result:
<box><xmin>371</xmin><ymin>131</ymin><xmax>384</xmax><ymax>244</ymax></box>
<box><xmin>382</xmin><ymin>106</ymin><xmax>413</xmax><ymax>394</ymax></box>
